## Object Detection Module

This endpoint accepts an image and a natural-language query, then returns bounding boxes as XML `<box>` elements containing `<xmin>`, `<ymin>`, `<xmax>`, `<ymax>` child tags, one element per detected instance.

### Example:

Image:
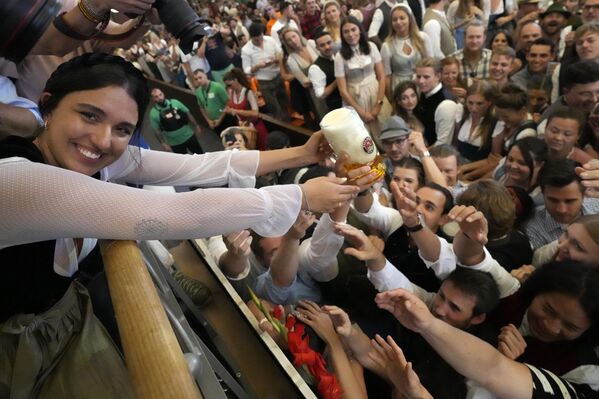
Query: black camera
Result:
<box><xmin>0</xmin><ymin>0</ymin><xmax>61</xmax><ymax>63</ymax></box>
<box><xmin>131</xmin><ymin>0</ymin><xmax>212</xmax><ymax>54</ymax></box>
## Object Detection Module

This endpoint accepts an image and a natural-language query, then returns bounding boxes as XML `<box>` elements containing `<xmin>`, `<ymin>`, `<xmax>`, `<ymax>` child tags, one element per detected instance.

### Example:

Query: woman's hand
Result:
<box><xmin>369</xmin><ymin>335</ymin><xmax>432</xmax><ymax>399</ymax></box>
<box><xmin>296</xmin><ymin>300</ymin><xmax>339</xmax><ymax>344</ymax></box>
<box><xmin>301</xmin><ymin>131</ymin><xmax>335</xmax><ymax>164</ymax></box>
<box><xmin>300</xmin><ymin>175</ymin><xmax>360</xmax><ymax>213</ymax></box>
<box><xmin>497</xmin><ymin>324</ymin><xmax>527</xmax><ymax>360</ymax></box>
<box><xmin>375</xmin><ymin>289</ymin><xmax>435</xmax><ymax>333</ymax></box>
<box><xmin>322</xmin><ymin>305</ymin><xmax>353</xmax><ymax>338</ymax></box>
<box><xmin>358</xmin><ymin>109</ymin><xmax>375</xmax><ymax>123</ymax></box>
<box><xmin>371</xmin><ymin>103</ymin><xmax>382</xmax><ymax>118</ymax></box>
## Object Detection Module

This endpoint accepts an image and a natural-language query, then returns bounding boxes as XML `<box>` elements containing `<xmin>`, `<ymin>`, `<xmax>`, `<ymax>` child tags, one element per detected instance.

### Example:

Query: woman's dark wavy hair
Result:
<box><xmin>340</xmin><ymin>16</ymin><xmax>370</xmax><ymax>60</ymax></box>
<box><xmin>506</xmin><ymin>136</ymin><xmax>547</xmax><ymax>189</ymax></box>
<box><xmin>395</xmin><ymin>156</ymin><xmax>425</xmax><ymax>187</ymax></box>
<box><xmin>40</xmin><ymin>53</ymin><xmax>149</xmax><ymax>131</ymax></box>
<box><xmin>520</xmin><ymin>261</ymin><xmax>599</xmax><ymax>343</ymax></box>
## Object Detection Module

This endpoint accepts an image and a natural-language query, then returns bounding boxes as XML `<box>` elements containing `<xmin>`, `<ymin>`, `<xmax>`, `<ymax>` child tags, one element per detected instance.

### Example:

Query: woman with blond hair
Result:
<box><xmin>322</xmin><ymin>1</ymin><xmax>344</xmax><ymax>52</ymax></box>
<box><xmin>279</xmin><ymin>26</ymin><xmax>324</xmax><ymax>126</ymax></box>
<box><xmin>381</xmin><ymin>4</ymin><xmax>433</xmax><ymax>96</ymax></box>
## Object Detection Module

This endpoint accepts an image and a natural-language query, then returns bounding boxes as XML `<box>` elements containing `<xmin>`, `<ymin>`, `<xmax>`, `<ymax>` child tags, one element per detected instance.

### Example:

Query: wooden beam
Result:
<box><xmin>100</xmin><ymin>240</ymin><xmax>202</xmax><ymax>399</ymax></box>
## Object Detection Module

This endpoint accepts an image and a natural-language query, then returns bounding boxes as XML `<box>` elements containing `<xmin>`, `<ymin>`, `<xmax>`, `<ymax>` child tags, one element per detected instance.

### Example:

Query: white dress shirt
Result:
<box><xmin>241</xmin><ymin>36</ymin><xmax>282</xmax><ymax>80</ymax></box>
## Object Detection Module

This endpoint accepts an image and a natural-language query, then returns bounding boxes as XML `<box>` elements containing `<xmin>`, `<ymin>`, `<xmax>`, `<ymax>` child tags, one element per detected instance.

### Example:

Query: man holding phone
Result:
<box><xmin>241</xmin><ymin>22</ymin><xmax>290</xmax><ymax>122</ymax></box>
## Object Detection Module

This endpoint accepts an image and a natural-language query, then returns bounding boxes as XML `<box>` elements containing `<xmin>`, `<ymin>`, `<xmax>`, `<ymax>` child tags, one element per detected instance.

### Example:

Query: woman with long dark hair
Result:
<box><xmin>223</xmin><ymin>67</ymin><xmax>269</xmax><ymax>150</ymax></box>
<box><xmin>334</xmin><ymin>15</ymin><xmax>391</xmax><ymax>138</ymax></box>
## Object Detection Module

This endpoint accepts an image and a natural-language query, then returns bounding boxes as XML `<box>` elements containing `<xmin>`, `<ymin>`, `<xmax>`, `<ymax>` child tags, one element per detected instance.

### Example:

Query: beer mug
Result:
<box><xmin>320</xmin><ymin>107</ymin><xmax>386</xmax><ymax>181</ymax></box>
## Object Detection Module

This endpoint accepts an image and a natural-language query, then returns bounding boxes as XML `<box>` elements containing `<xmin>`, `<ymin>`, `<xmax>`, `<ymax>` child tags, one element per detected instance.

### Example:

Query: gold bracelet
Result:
<box><xmin>78</xmin><ymin>0</ymin><xmax>108</xmax><ymax>24</ymax></box>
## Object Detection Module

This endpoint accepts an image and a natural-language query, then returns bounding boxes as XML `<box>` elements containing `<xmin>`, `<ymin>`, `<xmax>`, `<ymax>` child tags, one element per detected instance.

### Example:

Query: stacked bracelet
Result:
<box><xmin>78</xmin><ymin>0</ymin><xmax>110</xmax><ymax>25</ymax></box>
<box><xmin>53</xmin><ymin>12</ymin><xmax>91</xmax><ymax>40</ymax></box>
<box><xmin>54</xmin><ymin>11</ymin><xmax>109</xmax><ymax>40</ymax></box>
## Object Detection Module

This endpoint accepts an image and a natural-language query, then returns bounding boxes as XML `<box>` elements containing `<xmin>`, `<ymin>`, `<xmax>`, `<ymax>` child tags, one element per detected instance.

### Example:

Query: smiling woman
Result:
<box><xmin>0</xmin><ymin>53</ymin><xmax>359</xmax><ymax>397</ymax></box>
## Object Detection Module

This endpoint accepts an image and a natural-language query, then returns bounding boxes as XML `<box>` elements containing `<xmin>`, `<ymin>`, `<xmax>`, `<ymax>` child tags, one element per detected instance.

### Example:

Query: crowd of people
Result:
<box><xmin>3</xmin><ymin>0</ymin><xmax>599</xmax><ymax>398</ymax></box>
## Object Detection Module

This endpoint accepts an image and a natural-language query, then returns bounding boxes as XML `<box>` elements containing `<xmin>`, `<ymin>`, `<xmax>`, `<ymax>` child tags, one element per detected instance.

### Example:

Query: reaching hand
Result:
<box><xmin>497</xmin><ymin>324</ymin><xmax>527</xmax><ymax>360</ymax></box>
<box><xmin>335</xmin><ymin>153</ymin><xmax>383</xmax><ymax>191</ymax></box>
<box><xmin>390</xmin><ymin>183</ymin><xmax>420</xmax><ymax>227</ymax></box>
<box><xmin>334</xmin><ymin>223</ymin><xmax>386</xmax><ymax>271</ymax></box>
<box><xmin>576</xmin><ymin>159</ymin><xmax>599</xmax><ymax>198</ymax></box>
<box><xmin>296</xmin><ymin>300</ymin><xmax>339</xmax><ymax>344</ymax></box>
<box><xmin>510</xmin><ymin>264</ymin><xmax>536</xmax><ymax>283</ymax></box>
<box><xmin>322</xmin><ymin>305</ymin><xmax>353</xmax><ymax>338</ymax></box>
<box><xmin>287</xmin><ymin>211</ymin><xmax>317</xmax><ymax>240</ymax></box>
<box><xmin>448</xmin><ymin>205</ymin><xmax>488</xmax><ymax>246</ymax></box>
<box><xmin>369</xmin><ymin>335</ymin><xmax>431</xmax><ymax>399</ymax></box>
<box><xmin>301</xmin><ymin>175</ymin><xmax>360</xmax><ymax>213</ymax></box>
<box><xmin>223</xmin><ymin>230</ymin><xmax>252</xmax><ymax>257</ymax></box>
<box><xmin>374</xmin><ymin>289</ymin><xmax>435</xmax><ymax>333</ymax></box>
<box><xmin>302</xmin><ymin>131</ymin><xmax>335</xmax><ymax>164</ymax></box>
<box><xmin>408</xmin><ymin>131</ymin><xmax>428</xmax><ymax>158</ymax></box>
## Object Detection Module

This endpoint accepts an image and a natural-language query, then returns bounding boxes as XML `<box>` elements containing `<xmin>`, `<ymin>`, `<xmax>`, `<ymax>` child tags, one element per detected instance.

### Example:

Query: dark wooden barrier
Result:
<box><xmin>147</xmin><ymin>78</ymin><xmax>313</xmax><ymax>147</ymax></box>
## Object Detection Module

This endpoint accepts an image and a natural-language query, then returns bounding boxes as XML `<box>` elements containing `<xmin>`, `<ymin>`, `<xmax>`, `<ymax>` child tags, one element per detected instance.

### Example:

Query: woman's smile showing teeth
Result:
<box><xmin>76</xmin><ymin>144</ymin><xmax>102</xmax><ymax>160</ymax></box>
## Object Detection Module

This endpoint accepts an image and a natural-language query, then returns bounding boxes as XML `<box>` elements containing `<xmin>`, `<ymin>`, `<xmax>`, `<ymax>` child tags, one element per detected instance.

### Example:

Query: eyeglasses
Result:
<box><xmin>383</xmin><ymin>137</ymin><xmax>409</xmax><ymax>146</ymax></box>
<box><xmin>583</xmin><ymin>4</ymin><xmax>599</xmax><ymax>11</ymax></box>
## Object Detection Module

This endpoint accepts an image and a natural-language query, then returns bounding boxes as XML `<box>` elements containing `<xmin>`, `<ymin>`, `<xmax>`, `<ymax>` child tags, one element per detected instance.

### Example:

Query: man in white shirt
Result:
<box><xmin>308</xmin><ymin>30</ymin><xmax>342</xmax><ymax>114</ymax></box>
<box><xmin>413</xmin><ymin>58</ymin><xmax>459</xmax><ymax>146</ymax></box>
<box><xmin>423</xmin><ymin>0</ymin><xmax>456</xmax><ymax>59</ymax></box>
<box><xmin>242</xmin><ymin>22</ymin><xmax>290</xmax><ymax>121</ymax></box>
<box><xmin>270</xmin><ymin>1</ymin><xmax>300</xmax><ymax>48</ymax></box>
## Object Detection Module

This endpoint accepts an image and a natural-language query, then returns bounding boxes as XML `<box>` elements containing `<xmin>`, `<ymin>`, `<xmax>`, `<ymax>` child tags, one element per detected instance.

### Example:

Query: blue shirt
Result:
<box><xmin>0</xmin><ymin>76</ymin><xmax>43</xmax><ymax>125</ymax></box>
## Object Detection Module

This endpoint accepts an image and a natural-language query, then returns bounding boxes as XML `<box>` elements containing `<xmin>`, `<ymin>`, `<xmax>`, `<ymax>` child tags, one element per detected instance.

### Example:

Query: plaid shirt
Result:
<box><xmin>300</xmin><ymin>10</ymin><xmax>322</xmax><ymax>40</ymax></box>
<box><xmin>450</xmin><ymin>48</ymin><xmax>492</xmax><ymax>86</ymax></box>
<box><xmin>525</xmin><ymin>197</ymin><xmax>599</xmax><ymax>250</ymax></box>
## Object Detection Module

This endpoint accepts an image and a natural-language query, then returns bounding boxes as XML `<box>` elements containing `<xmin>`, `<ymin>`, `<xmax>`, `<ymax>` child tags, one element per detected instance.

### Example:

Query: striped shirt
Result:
<box><xmin>525</xmin><ymin>198</ymin><xmax>599</xmax><ymax>250</ymax></box>
<box><xmin>527</xmin><ymin>364</ymin><xmax>597</xmax><ymax>398</ymax></box>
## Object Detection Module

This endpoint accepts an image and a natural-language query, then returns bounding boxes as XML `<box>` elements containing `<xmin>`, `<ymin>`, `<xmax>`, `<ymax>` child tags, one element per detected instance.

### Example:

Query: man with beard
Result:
<box><xmin>150</xmin><ymin>88</ymin><xmax>204</xmax><ymax>154</ymax></box>
<box><xmin>539</xmin><ymin>3</ymin><xmax>571</xmax><ymax>57</ymax></box>
<box><xmin>308</xmin><ymin>30</ymin><xmax>343</xmax><ymax>113</ymax></box>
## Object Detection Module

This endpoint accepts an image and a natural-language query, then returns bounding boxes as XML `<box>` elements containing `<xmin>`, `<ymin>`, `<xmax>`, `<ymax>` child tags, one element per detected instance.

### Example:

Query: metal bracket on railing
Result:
<box><xmin>138</xmin><ymin>241</ymin><xmax>250</xmax><ymax>399</ymax></box>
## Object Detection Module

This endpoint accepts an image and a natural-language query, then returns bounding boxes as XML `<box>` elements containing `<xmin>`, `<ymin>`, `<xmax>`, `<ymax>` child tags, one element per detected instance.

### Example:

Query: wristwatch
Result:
<box><xmin>422</xmin><ymin>150</ymin><xmax>431</xmax><ymax>157</ymax></box>
<box><xmin>405</xmin><ymin>221</ymin><xmax>424</xmax><ymax>233</ymax></box>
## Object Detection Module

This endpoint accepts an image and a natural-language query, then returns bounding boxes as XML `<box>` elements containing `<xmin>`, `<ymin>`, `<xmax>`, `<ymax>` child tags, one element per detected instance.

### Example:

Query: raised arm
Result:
<box><xmin>268</xmin><ymin>212</ymin><xmax>316</xmax><ymax>288</ymax></box>
<box><xmin>375</xmin><ymin>289</ymin><xmax>534</xmax><ymax>399</ymax></box>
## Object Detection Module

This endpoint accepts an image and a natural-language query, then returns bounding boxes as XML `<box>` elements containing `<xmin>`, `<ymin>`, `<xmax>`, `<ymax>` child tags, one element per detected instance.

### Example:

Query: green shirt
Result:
<box><xmin>195</xmin><ymin>81</ymin><xmax>228</xmax><ymax>120</ymax></box>
<box><xmin>149</xmin><ymin>99</ymin><xmax>194</xmax><ymax>146</ymax></box>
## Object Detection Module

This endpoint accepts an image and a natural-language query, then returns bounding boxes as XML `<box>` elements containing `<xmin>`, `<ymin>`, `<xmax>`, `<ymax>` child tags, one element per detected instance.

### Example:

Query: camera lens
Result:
<box><xmin>153</xmin><ymin>0</ymin><xmax>211</xmax><ymax>54</ymax></box>
<box><xmin>0</xmin><ymin>0</ymin><xmax>61</xmax><ymax>63</ymax></box>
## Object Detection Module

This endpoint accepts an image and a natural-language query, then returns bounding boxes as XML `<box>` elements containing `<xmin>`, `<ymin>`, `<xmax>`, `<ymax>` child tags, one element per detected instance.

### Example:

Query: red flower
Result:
<box><xmin>285</xmin><ymin>316</ymin><xmax>343</xmax><ymax>399</ymax></box>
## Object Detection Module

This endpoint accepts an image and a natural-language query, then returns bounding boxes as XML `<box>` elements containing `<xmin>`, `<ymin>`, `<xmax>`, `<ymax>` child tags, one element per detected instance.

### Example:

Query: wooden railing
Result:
<box><xmin>147</xmin><ymin>78</ymin><xmax>313</xmax><ymax>146</ymax></box>
<box><xmin>100</xmin><ymin>240</ymin><xmax>202</xmax><ymax>399</ymax></box>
